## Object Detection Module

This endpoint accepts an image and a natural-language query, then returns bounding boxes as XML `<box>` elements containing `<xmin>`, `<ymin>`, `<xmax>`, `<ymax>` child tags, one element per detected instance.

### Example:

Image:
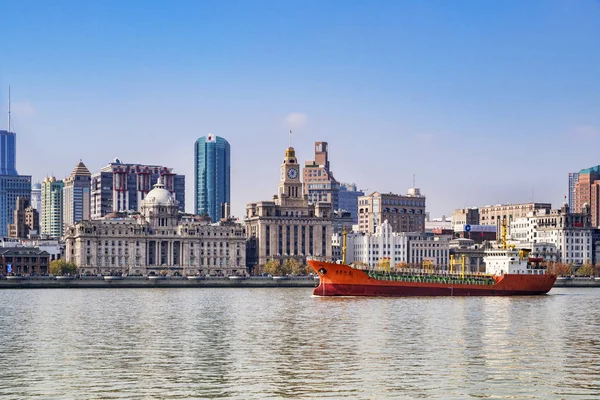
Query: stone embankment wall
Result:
<box><xmin>553</xmin><ymin>277</ymin><xmax>600</xmax><ymax>287</ymax></box>
<box><xmin>0</xmin><ymin>276</ymin><xmax>319</xmax><ymax>289</ymax></box>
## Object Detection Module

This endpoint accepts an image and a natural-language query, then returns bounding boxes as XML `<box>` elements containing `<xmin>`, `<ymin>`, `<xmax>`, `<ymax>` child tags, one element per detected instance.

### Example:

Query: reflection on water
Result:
<box><xmin>0</xmin><ymin>288</ymin><xmax>599</xmax><ymax>399</ymax></box>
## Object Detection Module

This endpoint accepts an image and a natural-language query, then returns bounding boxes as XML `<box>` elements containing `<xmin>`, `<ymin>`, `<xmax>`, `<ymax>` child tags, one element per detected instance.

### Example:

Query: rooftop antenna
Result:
<box><xmin>7</xmin><ymin>85</ymin><xmax>12</xmax><ymax>132</ymax></box>
<box><xmin>413</xmin><ymin>174</ymin><xmax>416</xmax><ymax>187</ymax></box>
<box><xmin>289</xmin><ymin>129</ymin><xmax>292</xmax><ymax>147</ymax></box>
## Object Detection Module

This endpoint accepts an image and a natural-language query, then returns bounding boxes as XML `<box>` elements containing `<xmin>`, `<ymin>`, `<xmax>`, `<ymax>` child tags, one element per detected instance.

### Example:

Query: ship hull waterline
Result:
<box><xmin>309</xmin><ymin>260</ymin><xmax>557</xmax><ymax>297</ymax></box>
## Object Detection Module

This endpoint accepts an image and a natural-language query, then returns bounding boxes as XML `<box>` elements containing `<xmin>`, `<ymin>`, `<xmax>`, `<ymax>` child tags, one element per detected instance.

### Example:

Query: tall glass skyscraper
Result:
<box><xmin>0</xmin><ymin>130</ymin><xmax>18</xmax><ymax>175</ymax></box>
<box><xmin>0</xmin><ymin>130</ymin><xmax>30</xmax><ymax>236</ymax></box>
<box><xmin>195</xmin><ymin>134</ymin><xmax>230</xmax><ymax>222</ymax></box>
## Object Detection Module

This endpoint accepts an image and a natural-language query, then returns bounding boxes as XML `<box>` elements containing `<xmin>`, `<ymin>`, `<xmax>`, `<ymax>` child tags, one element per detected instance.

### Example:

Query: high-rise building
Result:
<box><xmin>569</xmin><ymin>172</ymin><xmax>579</xmax><ymax>209</ymax></box>
<box><xmin>63</xmin><ymin>161</ymin><xmax>91</xmax><ymax>230</ymax></box>
<box><xmin>338</xmin><ymin>182</ymin><xmax>364</xmax><ymax>224</ymax></box>
<box><xmin>0</xmin><ymin>130</ymin><xmax>31</xmax><ymax>236</ymax></box>
<box><xmin>303</xmin><ymin>141</ymin><xmax>339</xmax><ymax>209</ymax></box>
<box><xmin>0</xmin><ymin>175</ymin><xmax>32</xmax><ymax>237</ymax></box>
<box><xmin>245</xmin><ymin>145</ymin><xmax>333</xmax><ymax>273</ymax></box>
<box><xmin>195</xmin><ymin>134</ymin><xmax>230</xmax><ymax>222</ymax></box>
<box><xmin>0</xmin><ymin>130</ymin><xmax>18</xmax><ymax>175</ymax></box>
<box><xmin>358</xmin><ymin>189</ymin><xmax>427</xmax><ymax>234</ymax></box>
<box><xmin>31</xmin><ymin>183</ymin><xmax>42</xmax><ymax>214</ymax></box>
<box><xmin>90</xmin><ymin>158</ymin><xmax>185</xmax><ymax>219</ymax></box>
<box><xmin>574</xmin><ymin>165</ymin><xmax>600</xmax><ymax>226</ymax></box>
<box><xmin>41</xmin><ymin>176</ymin><xmax>64</xmax><ymax>239</ymax></box>
<box><xmin>8</xmin><ymin>197</ymin><xmax>39</xmax><ymax>239</ymax></box>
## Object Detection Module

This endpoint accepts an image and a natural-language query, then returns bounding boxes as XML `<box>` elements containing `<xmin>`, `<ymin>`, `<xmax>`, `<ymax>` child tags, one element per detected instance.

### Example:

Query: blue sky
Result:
<box><xmin>1</xmin><ymin>0</ymin><xmax>599</xmax><ymax>218</ymax></box>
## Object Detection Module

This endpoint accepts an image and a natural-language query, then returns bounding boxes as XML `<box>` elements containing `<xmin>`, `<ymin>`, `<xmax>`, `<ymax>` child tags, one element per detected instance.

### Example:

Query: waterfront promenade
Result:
<box><xmin>0</xmin><ymin>275</ymin><xmax>319</xmax><ymax>289</ymax></box>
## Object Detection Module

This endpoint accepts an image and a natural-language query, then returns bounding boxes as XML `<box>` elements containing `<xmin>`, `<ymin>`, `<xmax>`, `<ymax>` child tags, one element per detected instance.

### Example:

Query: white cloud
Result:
<box><xmin>284</xmin><ymin>112</ymin><xmax>308</xmax><ymax>127</ymax></box>
<box><xmin>11</xmin><ymin>101</ymin><xmax>36</xmax><ymax>117</ymax></box>
<box><xmin>568</xmin><ymin>125</ymin><xmax>599</xmax><ymax>139</ymax></box>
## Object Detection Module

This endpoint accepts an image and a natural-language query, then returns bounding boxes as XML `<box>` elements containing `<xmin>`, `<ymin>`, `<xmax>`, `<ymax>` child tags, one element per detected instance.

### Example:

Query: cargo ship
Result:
<box><xmin>309</xmin><ymin>224</ymin><xmax>556</xmax><ymax>297</ymax></box>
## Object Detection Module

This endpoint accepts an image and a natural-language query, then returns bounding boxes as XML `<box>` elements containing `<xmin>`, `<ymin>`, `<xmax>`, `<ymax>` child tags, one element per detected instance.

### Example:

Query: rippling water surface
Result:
<box><xmin>1</xmin><ymin>288</ymin><xmax>599</xmax><ymax>399</ymax></box>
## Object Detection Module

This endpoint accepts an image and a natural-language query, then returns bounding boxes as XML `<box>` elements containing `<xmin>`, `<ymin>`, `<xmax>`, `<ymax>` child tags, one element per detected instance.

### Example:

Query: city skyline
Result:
<box><xmin>1</xmin><ymin>1</ymin><xmax>599</xmax><ymax>218</ymax></box>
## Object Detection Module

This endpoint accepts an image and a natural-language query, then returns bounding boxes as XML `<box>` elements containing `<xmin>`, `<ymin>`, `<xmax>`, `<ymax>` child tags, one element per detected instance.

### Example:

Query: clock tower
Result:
<box><xmin>278</xmin><ymin>146</ymin><xmax>303</xmax><ymax>201</ymax></box>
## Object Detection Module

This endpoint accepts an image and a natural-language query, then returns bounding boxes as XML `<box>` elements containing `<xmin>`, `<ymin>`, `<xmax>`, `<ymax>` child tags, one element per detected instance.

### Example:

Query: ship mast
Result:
<box><xmin>501</xmin><ymin>218</ymin><xmax>507</xmax><ymax>249</ymax></box>
<box><xmin>341</xmin><ymin>226</ymin><xmax>347</xmax><ymax>265</ymax></box>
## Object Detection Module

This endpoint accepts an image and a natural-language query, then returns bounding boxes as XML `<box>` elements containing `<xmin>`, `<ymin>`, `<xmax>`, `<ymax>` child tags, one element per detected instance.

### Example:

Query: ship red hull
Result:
<box><xmin>309</xmin><ymin>260</ymin><xmax>556</xmax><ymax>297</ymax></box>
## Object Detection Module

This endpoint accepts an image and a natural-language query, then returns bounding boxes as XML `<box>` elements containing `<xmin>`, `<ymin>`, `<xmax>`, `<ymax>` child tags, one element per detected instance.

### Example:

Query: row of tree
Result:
<box><xmin>546</xmin><ymin>261</ymin><xmax>600</xmax><ymax>276</ymax></box>
<box><xmin>263</xmin><ymin>258</ymin><xmax>307</xmax><ymax>276</ymax></box>
<box><xmin>46</xmin><ymin>258</ymin><xmax>600</xmax><ymax>278</ymax></box>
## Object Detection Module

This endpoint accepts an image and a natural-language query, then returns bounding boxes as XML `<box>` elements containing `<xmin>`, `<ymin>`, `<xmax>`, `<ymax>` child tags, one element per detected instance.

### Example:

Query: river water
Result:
<box><xmin>0</xmin><ymin>287</ymin><xmax>599</xmax><ymax>399</ymax></box>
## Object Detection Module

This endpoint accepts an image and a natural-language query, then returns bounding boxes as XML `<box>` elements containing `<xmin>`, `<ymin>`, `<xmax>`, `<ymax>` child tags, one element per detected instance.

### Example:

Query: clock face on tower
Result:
<box><xmin>287</xmin><ymin>168</ymin><xmax>298</xmax><ymax>179</ymax></box>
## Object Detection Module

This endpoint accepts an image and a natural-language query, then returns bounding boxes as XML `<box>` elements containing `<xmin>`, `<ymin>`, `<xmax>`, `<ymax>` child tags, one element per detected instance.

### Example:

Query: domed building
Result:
<box><xmin>64</xmin><ymin>178</ymin><xmax>246</xmax><ymax>276</ymax></box>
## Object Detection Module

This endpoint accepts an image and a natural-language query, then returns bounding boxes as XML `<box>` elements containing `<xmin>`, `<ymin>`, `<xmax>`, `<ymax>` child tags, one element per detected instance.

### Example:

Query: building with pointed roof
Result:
<box><xmin>245</xmin><ymin>145</ymin><xmax>333</xmax><ymax>273</ymax></box>
<box><xmin>63</xmin><ymin>160</ymin><xmax>91</xmax><ymax>232</ymax></box>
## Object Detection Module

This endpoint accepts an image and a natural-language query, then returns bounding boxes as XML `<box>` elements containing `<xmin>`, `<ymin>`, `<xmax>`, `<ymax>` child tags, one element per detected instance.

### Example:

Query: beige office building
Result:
<box><xmin>479</xmin><ymin>202</ymin><xmax>551</xmax><ymax>238</ymax></box>
<box><xmin>358</xmin><ymin>189</ymin><xmax>426</xmax><ymax>234</ymax></box>
<box><xmin>451</xmin><ymin>207</ymin><xmax>480</xmax><ymax>230</ymax></box>
<box><xmin>303</xmin><ymin>141</ymin><xmax>339</xmax><ymax>208</ymax></box>
<box><xmin>245</xmin><ymin>146</ymin><xmax>333</xmax><ymax>273</ymax></box>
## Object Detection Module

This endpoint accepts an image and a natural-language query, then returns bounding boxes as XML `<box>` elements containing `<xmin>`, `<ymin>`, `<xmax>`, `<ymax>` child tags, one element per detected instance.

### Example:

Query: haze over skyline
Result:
<box><xmin>1</xmin><ymin>0</ymin><xmax>599</xmax><ymax>219</ymax></box>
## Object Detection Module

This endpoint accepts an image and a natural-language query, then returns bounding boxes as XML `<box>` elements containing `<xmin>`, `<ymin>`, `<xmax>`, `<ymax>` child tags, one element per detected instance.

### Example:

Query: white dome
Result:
<box><xmin>143</xmin><ymin>178</ymin><xmax>176</xmax><ymax>205</ymax></box>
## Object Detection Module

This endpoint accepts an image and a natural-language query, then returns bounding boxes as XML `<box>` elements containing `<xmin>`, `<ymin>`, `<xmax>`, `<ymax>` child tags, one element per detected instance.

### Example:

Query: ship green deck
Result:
<box><xmin>363</xmin><ymin>270</ymin><xmax>496</xmax><ymax>286</ymax></box>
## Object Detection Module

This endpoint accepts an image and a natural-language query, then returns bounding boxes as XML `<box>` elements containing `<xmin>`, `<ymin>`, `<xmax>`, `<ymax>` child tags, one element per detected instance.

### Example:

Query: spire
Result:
<box><xmin>289</xmin><ymin>129</ymin><xmax>292</xmax><ymax>148</ymax></box>
<box><xmin>154</xmin><ymin>175</ymin><xmax>165</xmax><ymax>189</ymax></box>
<box><xmin>7</xmin><ymin>85</ymin><xmax>11</xmax><ymax>133</ymax></box>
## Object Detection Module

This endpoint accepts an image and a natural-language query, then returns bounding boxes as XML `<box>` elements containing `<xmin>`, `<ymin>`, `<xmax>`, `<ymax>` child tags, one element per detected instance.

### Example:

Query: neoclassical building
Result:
<box><xmin>64</xmin><ymin>179</ymin><xmax>246</xmax><ymax>276</ymax></box>
<box><xmin>245</xmin><ymin>146</ymin><xmax>333</xmax><ymax>273</ymax></box>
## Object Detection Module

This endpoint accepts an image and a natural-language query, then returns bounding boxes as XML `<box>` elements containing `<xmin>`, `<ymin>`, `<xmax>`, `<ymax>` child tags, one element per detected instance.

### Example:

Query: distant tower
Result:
<box><xmin>0</xmin><ymin>130</ymin><xmax>17</xmax><ymax>175</ymax></box>
<box><xmin>31</xmin><ymin>183</ymin><xmax>42</xmax><ymax>213</ymax></box>
<box><xmin>41</xmin><ymin>176</ymin><xmax>64</xmax><ymax>239</ymax></box>
<box><xmin>0</xmin><ymin>87</ymin><xmax>31</xmax><ymax>236</ymax></box>
<box><xmin>303</xmin><ymin>141</ymin><xmax>339</xmax><ymax>209</ymax></box>
<box><xmin>195</xmin><ymin>134</ymin><xmax>231</xmax><ymax>221</ymax></box>
<box><xmin>63</xmin><ymin>160</ymin><xmax>92</xmax><ymax>230</ymax></box>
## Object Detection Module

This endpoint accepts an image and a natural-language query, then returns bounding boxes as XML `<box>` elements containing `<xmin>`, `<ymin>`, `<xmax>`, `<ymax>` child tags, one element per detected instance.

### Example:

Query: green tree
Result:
<box><xmin>285</xmin><ymin>258</ymin><xmax>306</xmax><ymax>275</ymax></box>
<box><xmin>49</xmin><ymin>259</ymin><xmax>78</xmax><ymax>276</ymax></box>
<box><xmin>263</xmin><ymin>259</ymin><xmax>281</xmax><ymax>276</ymax></box>
<box><xmin>576</xmin><ymin>261</ymin><xmax>595</xmax><ymax>276</ymax></box>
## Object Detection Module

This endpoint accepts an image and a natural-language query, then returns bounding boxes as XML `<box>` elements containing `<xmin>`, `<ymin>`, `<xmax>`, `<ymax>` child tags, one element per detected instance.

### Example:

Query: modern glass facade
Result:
<box><xmin>0</xmin><ymin>130</ymin><xmax>17</xmax><ymax>176</ymax></box>
<box><xmin>0</xmin><ymin>174</ymin><xmax>32</xmax><ymax>236</ymax></box>
<box><xmin>195</xmin><ymin>135</ymin><xmax>230</xmax><ymax>222</ymax></box>
<box><xmin>338</xmin><ymin>182</ymin><xmax>364</xmax><ymax>223</ymax></box>
<box><xmin>568</xmin><ymin>172</ymin><xmax>579</xmax><ymax>209</ymax></box>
